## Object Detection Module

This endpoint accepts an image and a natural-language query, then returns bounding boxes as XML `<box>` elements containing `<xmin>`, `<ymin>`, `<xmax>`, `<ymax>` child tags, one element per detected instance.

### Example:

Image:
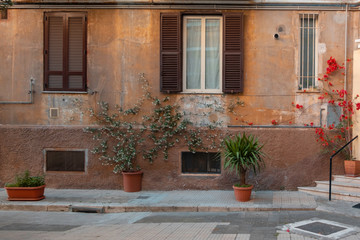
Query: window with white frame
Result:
<box><xmin>299</xmin><ymin>14</ymin><xmax>318</xmax><ymax>90</ymax></box>
<box><xmin>183</xmin><ymin>16</ymin><xmax>223</xmax><ymax>93</ymax></box>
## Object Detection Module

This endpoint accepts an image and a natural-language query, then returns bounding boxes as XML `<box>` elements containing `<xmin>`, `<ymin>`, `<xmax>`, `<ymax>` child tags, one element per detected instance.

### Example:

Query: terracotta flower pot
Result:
<box><xmin>233</xmin><ymin>185</ymin><xmax>253</xmax><ymax>202</ymax></box>
<box><xmin>344</xmin><ymin>160</ymin><xmax>360</xmax><ymax>177</ymax></box>
<box><xmin>5</xmin><ymin>185</ymin><xmax>46</xmax><ymax>201</ymax></box>
<box><xmin>122</xmin><ymin>171</ymin><xmax>143</xmax><ymax>192</ymax></box>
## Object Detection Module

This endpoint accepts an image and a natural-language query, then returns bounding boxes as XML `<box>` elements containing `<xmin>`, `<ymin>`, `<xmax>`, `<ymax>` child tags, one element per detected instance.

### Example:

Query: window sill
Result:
<box><xmin>181</xmin><ymin>92</ymin><xmax>224</xmax><ymax>95</ymax></box>
<box><xmin>45</xmin><ymin>171</ymin><xmax>86</xmax><ymax>174</ymax></box>
<box><xmin>42</xmin><ymin>91</ymin><xmax>88</xmax><ymax>94</ymax></box>
<box><xmin>296</xmin><ymin>90</ymin><xmax>320</xmax><ymax>94</ymax></box>
<box><xmin>181</xmin><ymin>173</ymin><xmax>221</xmax><ymax>177</ymax></box>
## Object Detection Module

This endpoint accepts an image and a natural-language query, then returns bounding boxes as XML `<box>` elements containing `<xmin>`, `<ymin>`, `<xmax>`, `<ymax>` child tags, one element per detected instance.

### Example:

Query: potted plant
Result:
<box><xmin>344</xmin><ymin>159</ymin><xmax>360</xmax><ymax>177</ymax></box>
<box><xmin>223</xmin><ymin>133</ymin><xmax>266</xmax><ymax>202</ymax></box>
<box><xmin>85</xmin><ymin>102</ymin><xmax>144</xmax><ymax>192</ymax></box>
<box><xmin>114</xmin><ymin>146</ymin><xmax>143</xmax><ymax>192</ymax></box>
<box><xmin>4</xmin><ymin>170</ymin><xmax>46</xmax><ymax>201</ymax></box>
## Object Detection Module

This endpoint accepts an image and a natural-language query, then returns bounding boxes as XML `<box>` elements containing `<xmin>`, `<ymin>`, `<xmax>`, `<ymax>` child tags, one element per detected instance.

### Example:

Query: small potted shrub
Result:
<box><xmin>344</xmin><ymin>159</ymin><xmax>360</xmax><ymax>177</ymax></box>
<box><xmin>223</xmin><ymin>133</ymin><xmax>266</xmax><ymax>202</ymax></box>
<box><xmin>5</xmin><ymin>170</ymin><xmax>46</xmax><ymax>201</ymax></box>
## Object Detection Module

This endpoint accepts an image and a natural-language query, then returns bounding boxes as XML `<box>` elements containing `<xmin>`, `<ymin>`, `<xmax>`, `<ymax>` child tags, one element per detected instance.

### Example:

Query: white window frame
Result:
<box><xmin>298</xmin><ymin>13</ymin><xmax>319</xmax><ymax>90</ymax></box>
<box><xmin>182</xmin><ymin>16</ymin><xmax>223</xmax><ymax>93</ymax></box>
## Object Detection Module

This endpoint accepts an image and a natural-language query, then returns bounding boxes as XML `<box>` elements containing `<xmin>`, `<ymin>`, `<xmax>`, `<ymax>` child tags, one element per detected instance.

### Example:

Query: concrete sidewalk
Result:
<box><xmin>0</xmin><ymin>189</ymin><xmax>320</xmax><ymax>213</ymax></box>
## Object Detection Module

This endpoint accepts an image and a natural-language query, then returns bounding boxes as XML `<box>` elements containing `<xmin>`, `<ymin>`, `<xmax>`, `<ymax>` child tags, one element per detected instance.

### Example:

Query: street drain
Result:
<box><xmin>296</xmin><ymin>222</ymin><xmax>345</xmax><ymax>236</ymax></box>
<box><xmin>353</xmin><ymin>203</ymin><xmax>360</xmax><ymax>209</ymax></box>
<box><xmin>137</xmin><ymin>196</ymin><xmax>150</xmax><ymax>199</ymax></box>
<box><xmin>281</xmin><ymin>219</ymin><xmax>358</xmax><ymax>239</ymax></box>
<box><xmin>71</xmin><ymin>206</ymin><xmax>104</xmax><ymax>213</ymax></box>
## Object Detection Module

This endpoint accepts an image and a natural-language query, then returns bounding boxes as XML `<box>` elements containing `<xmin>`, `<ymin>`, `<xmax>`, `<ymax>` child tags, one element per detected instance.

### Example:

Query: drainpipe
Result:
<box><xmin>344</xmin><ymin>3</ymin><xmax>348</xmax><ymax>97</ymax></box>
<box><xmin>0</xmin><ymin>78</ymin><xmax>35</xmax><ymax>104</ymax></box>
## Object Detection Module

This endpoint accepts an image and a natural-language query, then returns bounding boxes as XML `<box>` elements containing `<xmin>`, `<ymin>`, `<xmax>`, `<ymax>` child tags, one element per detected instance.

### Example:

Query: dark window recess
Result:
<box><xmin>182</xmin><ymin>152</ymin><xmax>221</xmax><ymax>174</ymax></box>
<box><xmin>44</xmin><ymin>12</ymin><xmax>87</xmax><ymax>91</ymax></box>
<box><xmin>1</xmin><ymin>9</ymin><xmax>8</xmax><ymax>19</ymax></box>
<box><xmin>46</xmin><ymin>151</ymin><xmax>85</xmax><ymax>172</ymax></box>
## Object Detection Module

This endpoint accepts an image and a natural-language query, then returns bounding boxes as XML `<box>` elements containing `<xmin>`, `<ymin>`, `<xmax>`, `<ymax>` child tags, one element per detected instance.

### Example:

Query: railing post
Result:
<box><xmin>329</xmin><ymin>156</ymin><xmax>333</xmax><ymax>201</ymax></box>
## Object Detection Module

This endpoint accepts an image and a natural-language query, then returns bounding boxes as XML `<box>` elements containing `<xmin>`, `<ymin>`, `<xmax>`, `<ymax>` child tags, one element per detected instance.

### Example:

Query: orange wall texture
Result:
<box><xmin>0</xmin><ymin>7</ymin><xmax>358</xmax><ymax>189</ymax></box>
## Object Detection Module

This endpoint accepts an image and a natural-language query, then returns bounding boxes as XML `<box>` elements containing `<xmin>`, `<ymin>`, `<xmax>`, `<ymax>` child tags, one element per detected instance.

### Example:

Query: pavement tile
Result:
<box><xmin>0</xmin><ymin>189</ymin><xmax>323</xmax><ymax>214</ymax></box>
<box><xmin>235</xmin><ymin>234</ymin><xmax>250</xmax><ymax>240</ymax></box>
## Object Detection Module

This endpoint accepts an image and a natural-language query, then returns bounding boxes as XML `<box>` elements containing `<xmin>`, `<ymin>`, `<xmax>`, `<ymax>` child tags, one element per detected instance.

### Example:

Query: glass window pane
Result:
<box><xmin>186</xmin><ymin>19</ymin><xmax>201</xmax><ymax>89</ymax></box>
<box><xmin>205</xmin><ymin>19</ymin><xmax>220</xmax><ymax>90</ymax></box>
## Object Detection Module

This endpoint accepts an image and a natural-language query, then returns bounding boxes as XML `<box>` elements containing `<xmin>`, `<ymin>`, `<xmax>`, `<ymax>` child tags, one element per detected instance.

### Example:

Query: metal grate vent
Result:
<box><xmin>49</xmin><ymin>108</ymin><xmax>59</xmax><ymax>118</ymax></box>
<box><xmin>282</xmin><ymin>219</ymin><xmax>358</xmax><ymax>239</ymax></box>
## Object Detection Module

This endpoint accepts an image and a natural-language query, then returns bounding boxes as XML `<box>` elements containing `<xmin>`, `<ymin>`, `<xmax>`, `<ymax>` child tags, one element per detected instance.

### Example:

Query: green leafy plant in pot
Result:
<box><xmin>223</xmin><ymin>133</ymin><xmax>266</xmax><ymax>202</ymax></box>
<box><xmin>4</xmin><ymin>170</ymin><xmax>46</xmax><ymax>201</ymax></box>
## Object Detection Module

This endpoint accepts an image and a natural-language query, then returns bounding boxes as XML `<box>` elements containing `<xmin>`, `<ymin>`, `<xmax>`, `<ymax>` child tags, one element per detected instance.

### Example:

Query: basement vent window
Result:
<box><xmin>1</xmin><ymin>9</ymin><xmax>7</xmax><ymax>19</ymax></box>
<box><xmin>46</xmin><ymin>150</ymin><xmax>86</xmax><ymax>172</ymax></box>
<box><xmin>181</xmin><ymin>152</ymin><xmax>221</xmax><ymax>174</ymax></box>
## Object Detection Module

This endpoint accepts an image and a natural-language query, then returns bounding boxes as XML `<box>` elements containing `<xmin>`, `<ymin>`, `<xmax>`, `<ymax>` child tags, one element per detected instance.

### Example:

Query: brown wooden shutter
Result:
<box><xmin>44</xmin><ymin>12</ymin><xmax>87</xmax><ymax>91</ymax></box>
<box><xmin>160</xmin><ymin>13</ymin><xmax>182</xmax><ymax>93</ymax></box>
<box><xmin>67</xmin><ymin>14</ymin><xmax>87</xmax><ymax>90</ymax></box>
<box><xmin>45</xmin><ymin>13</ymin><xmax>65</xmax><ymax>90</ymax></box>
<box><xmin>223</xmin><ymin>13</ymin><xmax>244</xmax><ymax>93</ymax></box>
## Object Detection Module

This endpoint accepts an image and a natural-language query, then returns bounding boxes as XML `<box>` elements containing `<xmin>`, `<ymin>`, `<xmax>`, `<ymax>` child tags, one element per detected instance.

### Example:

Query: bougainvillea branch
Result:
<box><xmin>312</xmin><ymin>57</ymin><xmax>358</xmax><ymax>157</ymax></box>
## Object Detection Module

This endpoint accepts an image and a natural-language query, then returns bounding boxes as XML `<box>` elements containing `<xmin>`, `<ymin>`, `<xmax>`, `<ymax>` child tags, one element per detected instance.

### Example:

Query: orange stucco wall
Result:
<box><xmin>0</xmin><ymin>7</ymin><xmax>357</xmax><ymax>189</ymax></box>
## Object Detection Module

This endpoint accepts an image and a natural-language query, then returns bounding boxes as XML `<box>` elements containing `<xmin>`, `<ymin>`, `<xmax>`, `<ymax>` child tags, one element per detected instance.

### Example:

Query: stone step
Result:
<box><xmin>298</xmin><ymin>186</ymin><xmax>360</xmax><ymax>202</ymax></box>
<box><xmin>333</xmin><ymin>175</ymin><xmax>360</xmax><ymax>184</ymax></box>
<box><xmin>315</xmin><ymin>181</ymin><xmax>360</xmax><ymax>193</ymax></box>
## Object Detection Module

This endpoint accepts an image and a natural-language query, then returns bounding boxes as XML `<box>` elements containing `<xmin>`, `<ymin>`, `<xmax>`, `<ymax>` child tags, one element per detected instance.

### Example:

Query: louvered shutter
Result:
<box><xmin>223</xmin><ymin>13</ymin><xmax>244</xmax><ymax>93</ymax></box>
<box><xmin>67</xmin><ymin>14</ymin><xmax>87</xmax><ymax>90</ymax></box>
<box><xmin>45</xmin><ymin>14</ymin><xmax>65</xmax><ymax>90</ymax></box>
<box><xmin>160</xmin><ymin>13</ymin><xmax>182</xmax><ymax>93</ymax></box>
<box><xmin>44</xmin><ymin>12</ymin><xmax>87</xmax><ymax>91</ymax></box>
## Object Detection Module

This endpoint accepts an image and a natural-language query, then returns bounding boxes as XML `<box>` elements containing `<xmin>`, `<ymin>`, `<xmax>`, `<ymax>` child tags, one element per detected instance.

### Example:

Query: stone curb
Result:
<box><xmin>0</xmin><ymin>203</ymin><xmax>317</xmax><ymax>213</ymax></box>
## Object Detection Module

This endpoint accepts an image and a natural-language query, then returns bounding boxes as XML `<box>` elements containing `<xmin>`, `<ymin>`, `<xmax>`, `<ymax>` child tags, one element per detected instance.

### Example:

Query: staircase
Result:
<box><xmin>298</xmin><ymin>175</ymin><xmax>360</xmax><ymax>202</ymax></box>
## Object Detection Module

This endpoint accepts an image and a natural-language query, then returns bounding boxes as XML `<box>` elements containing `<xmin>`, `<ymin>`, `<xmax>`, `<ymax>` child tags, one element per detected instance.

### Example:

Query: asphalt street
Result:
<box><xmin>0</xmin><ymin>210</ymin><xmax>359</xmax><ymax>239</ymax></box>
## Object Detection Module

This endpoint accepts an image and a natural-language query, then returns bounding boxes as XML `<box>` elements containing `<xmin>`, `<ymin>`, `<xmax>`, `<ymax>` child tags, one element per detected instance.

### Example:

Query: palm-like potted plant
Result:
<box><xmin>5</xmin><ymin>170</ymin><xmax>46</xmax><ymax>201</ymax></box>
<box><xmin>223</xmin><ymin>133</ymin><xmax>266</xmax><ymax>202</ymax></box>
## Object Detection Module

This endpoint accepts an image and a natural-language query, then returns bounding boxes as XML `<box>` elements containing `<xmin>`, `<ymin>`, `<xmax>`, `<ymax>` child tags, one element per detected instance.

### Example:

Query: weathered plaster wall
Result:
<box><xmin>0</xmin><ymin>9</ymin><xmax>353</xmax><ymax>126</ymax></box>
<box><xmin>0</xmin><ymin>8</ymin><xmax>356</xmax><ymax>189</ymax></box>
<box><xmin>0</xmin><ymin>126</ymin><xmax>345</xmax><ymax>190</ymax></box>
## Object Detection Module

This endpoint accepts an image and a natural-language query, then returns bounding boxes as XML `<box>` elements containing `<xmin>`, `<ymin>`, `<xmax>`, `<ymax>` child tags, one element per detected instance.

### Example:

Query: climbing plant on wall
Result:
<box><xmin>83</xmin><ymin>74</ymin><xmax>228</xmax><ymax>173</ymax></box>
<box><xmin>0</xmin><ymin>0</ymin><xmax>12</xmax><ymax>10</ymax></box>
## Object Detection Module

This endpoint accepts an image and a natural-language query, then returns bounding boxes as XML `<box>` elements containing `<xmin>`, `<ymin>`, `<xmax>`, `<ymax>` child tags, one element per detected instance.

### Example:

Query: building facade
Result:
<box><xmin>1</xmin><ymin>0</ymin><xmax>359</xmax><ymax>190</ymax></box>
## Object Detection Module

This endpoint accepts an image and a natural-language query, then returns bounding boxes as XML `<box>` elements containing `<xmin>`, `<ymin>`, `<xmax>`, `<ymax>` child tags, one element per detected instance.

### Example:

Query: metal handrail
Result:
<box><xmin>329</xmin><ymin>135</ymin><xmax>358</xmax><ymax>201</ymax></box>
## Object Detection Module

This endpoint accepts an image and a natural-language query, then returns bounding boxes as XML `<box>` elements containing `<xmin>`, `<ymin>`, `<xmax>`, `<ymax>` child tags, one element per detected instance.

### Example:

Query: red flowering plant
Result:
<box><xmin>312</xmin><ymin>57</ymin><xmax>357</xmax><ymax>158</ymax></box>
<box><xmin>234</xmin><ymin>57</ymin><xmax>356</xmax><ymax>157</ymax></box>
